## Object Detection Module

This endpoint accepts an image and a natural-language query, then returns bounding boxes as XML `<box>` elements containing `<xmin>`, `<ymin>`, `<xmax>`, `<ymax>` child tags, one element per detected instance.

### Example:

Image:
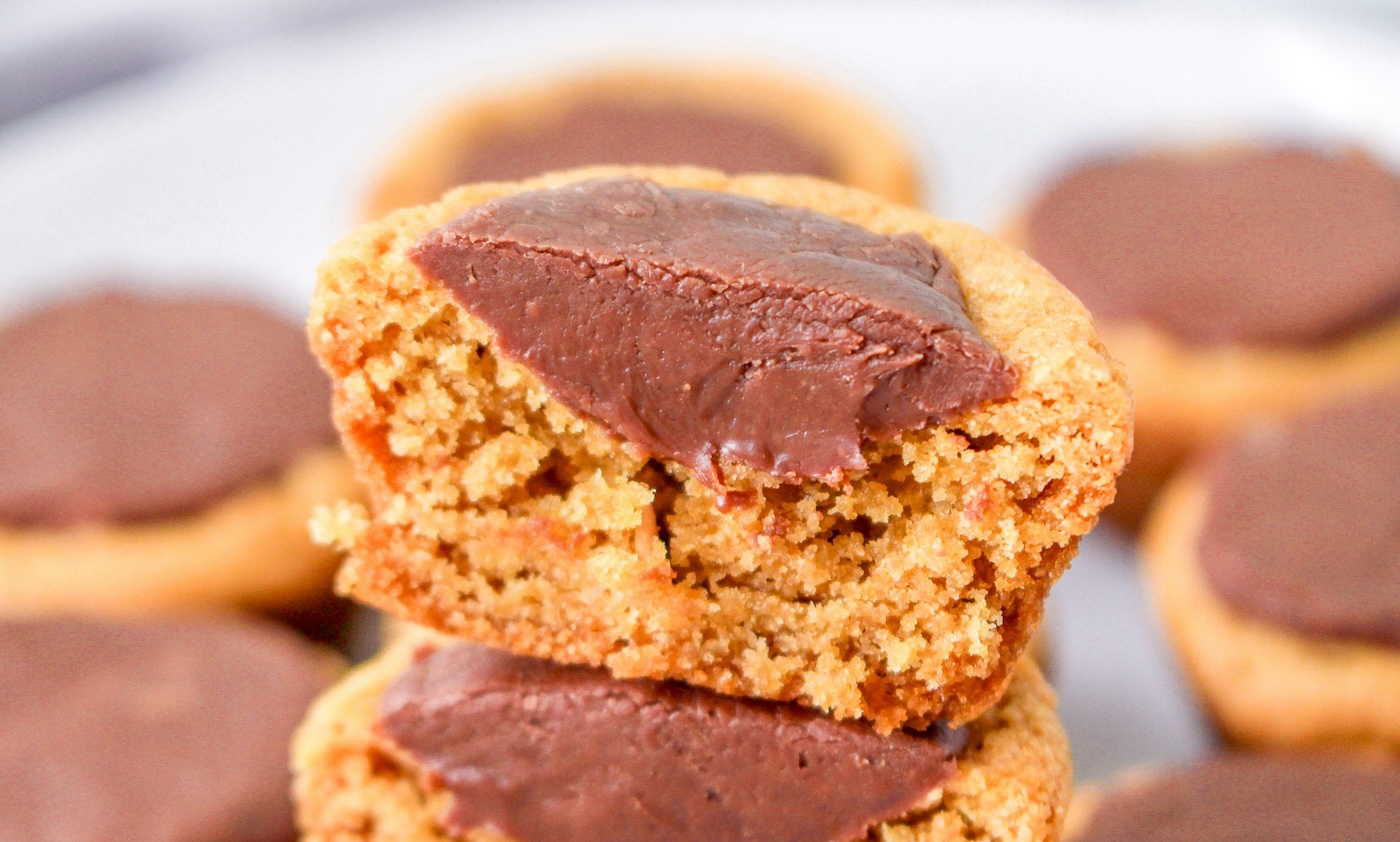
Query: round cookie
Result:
<box><xmin>0</xmin><ymin>290</ymin><xmax>360</xmax><ymax>620</ymax></box>
<box><xmin>293</xmin><ymin>642</ymin><xmax>1069</xmax><ymax>842</ymax></box>
<box><xmin>362</xmin><ymin>63</ymin><xmax>923</xmax><ymax>219</ymax></box>
<box><xmin>1064</xmin><ymin>755</ymin><xmax>1400</xmax><ymax>842</ymax></box>
<box><xmin>1</xmin><ymin>613</ymin><xmax>340</xmax><ymax>842</ymax></box>
<box><xmin>1004</xmin><ymin>145</ymin><xmax>1400</xmax><ymax>526</ymax></box>
<box><xmin>1142</xmin><ymin>386</ymin><xmax>1400</xmax><ymax>751</ymax></box>
<box><xmin>310</xmin><ymin>166</ymin><xmax>1131</xmax><ymax>730</ymax></box>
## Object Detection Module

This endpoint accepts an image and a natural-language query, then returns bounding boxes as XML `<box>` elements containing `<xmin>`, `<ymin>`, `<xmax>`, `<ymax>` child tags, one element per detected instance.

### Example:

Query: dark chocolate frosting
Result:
<box><xmin>1022</xmin><ymin>146</ymin><xmax>1400</xmax><ymax>345</ymax></box>
<box><xmin>450</xmin><ymin>98</ymin><xmax>837</xmax><ymax>185</ymax></box>
<box><xmin>377</xmin><ymin>643</ymin><xmax>968</xmax><ymax>842</ymax></box>
<box><xmin>410</xmin><ymin>177</ymin><xmax>1016</xmax><ymax>488</ymax></box>
<box><xmin>0</xmin><ymin>290</ymin><xmax>336</xmax><ymax>527</ymax></box>
<box><xmin>0</xmin><ymin>614</ymin><xmax>334</xmax><ymax>842</ymax></box>
<box><xmin>1199</xmin><ymin>386</ymin><xmax>1400</xmax><ymax>647</ymax></box>
<box><xmin>1073</xmin><ymin>755</ymin><xmax>1400</xmax><ymax>842</ymax></box>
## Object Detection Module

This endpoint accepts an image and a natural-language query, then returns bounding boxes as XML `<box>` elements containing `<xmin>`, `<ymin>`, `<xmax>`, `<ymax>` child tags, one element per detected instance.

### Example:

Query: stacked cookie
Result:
<box><xmin>293</xmin><ymin>167</ymin><xmax>1132</xmax><ymax>840</ymax></box>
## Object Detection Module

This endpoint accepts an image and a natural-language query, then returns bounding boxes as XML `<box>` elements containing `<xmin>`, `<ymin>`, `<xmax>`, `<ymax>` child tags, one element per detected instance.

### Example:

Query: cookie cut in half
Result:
<box><xmin>293</xmin><ymin>638</ymin><xmax>1069</xmax><ymax>842</ymax></box>
<box><xmin>310</xmin><ymin>167</ymin><xmax>1131</xmax><ymax>729</ymax></box>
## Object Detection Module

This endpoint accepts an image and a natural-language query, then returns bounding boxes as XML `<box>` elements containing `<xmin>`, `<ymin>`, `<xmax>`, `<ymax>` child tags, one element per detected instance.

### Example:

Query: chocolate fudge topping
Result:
<box><xmin>1022</xmin><ymin>147</ymin><xmax>1400</xmax><ymax>345</ymax></box>
<box><xmin>1072</xmin><ymin>755</ymin><xmax>1400</xmax><ymax>842</ymax></box>
<box><xmin>1198</xmin><ymin>386</ymin><xmax>1400</xmax><ymax>646</ymax></box>
<box><xmin>450</xmin><ymin>98</ymin><xmax>838</xmax><ymax>185</ymax></box>
<box><xmin>0</xmin><ymin>615</ymin><xmax>334</xmax><ymax>842</ymax></box>
<box><xmin>377</xmin><ymin>644</ymin><xmax>968</xmax><ymax>842</ymax></box>
<box><xmin>0</xmin><ymin>290</ymin><xmax>336</xmax><ymax>527</ymax></box>
<box><xmin>411</xmin><ymin>177</ymin><xmax>1016</xmax><ymax>488</ymax></box>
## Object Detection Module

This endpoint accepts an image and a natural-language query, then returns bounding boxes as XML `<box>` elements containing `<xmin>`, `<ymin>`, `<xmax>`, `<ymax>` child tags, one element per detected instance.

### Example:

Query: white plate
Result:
<box><xmin>3</xmin><ymin>0</ymin><xmax>1399</xmax><ymax>782</ymax></box>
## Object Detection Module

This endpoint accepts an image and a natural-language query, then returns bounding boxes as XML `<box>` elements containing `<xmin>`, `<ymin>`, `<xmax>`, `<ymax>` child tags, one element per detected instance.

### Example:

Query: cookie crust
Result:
<box><xmin>362</xmin><ymin>63</ymin><xmax>923</xmax><ymax>219</ymax></box>
<box><xmin>0</xmin><ymin>447</ymin><xmax>357</xmax><ymax>616</ymax></box>
<box><xmin>311</xmin><ymin>166</ymin><xmax>1131</xmax><ymax>729</ymax></box>
<box><xmin>1142</xmin><ymin>467</ymin><xmax>1400</xmax><ymax>751</ymax></box>
<box><xmin>293</xmin><ymin>645</ymin><xmax>1070</xmax><ymax>842</ymax></box>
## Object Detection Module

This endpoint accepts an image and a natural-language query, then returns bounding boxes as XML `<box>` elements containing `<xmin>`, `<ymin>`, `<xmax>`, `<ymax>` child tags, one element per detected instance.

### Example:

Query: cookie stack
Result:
<box><xmin>292</xmin><ymin>167</ymin><xmax>1132</xmax><ymax>841</ymax></box>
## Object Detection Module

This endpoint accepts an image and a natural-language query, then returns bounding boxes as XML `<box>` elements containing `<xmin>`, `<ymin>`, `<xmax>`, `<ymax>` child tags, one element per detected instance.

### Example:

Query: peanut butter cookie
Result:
<box><xmin>0</xmin><ymin>290</ymin><xmax>360</xmax><ymax>624</ymax></box>
<box><xmin>363</xmin><ymin>63</ymin><xmax>922</xmax><ymax>219</ymax></box>
<box><xmin>293</xmin><ymin>640</ymin><xmax>1069</xmax><ymax>842</ymax></box>
<box><xmin>310</xmin><ymin>167</ymin><xmax>1131</xmax><ymax>729</ymax></box>
<box><xmin>1005</xmin><ymin>146</ymin><xmax>1400</xmax><ymax>526</ymax></box>
<box><xmin>1142</xmin><ymin>386</ymin><xmax>1400</xmax><ymax>751</ymax></box>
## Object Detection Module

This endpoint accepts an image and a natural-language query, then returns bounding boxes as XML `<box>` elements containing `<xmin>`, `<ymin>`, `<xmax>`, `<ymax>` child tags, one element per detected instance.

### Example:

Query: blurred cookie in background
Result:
<box><xmin>1026</xmin><ymin>624</ymin><xmax>1055</xmax><ymax>682</ymax></box>
<box><xmin>1064</xmin><ymin>754</ymin><xmax>1400</xmax><ymax>842</ymax></box>
<box><xmin>0</xmin><ymin>288</ymin><xmax>359</xmax><ymax>639</ymax></box>
<box><xmin>0</xmin><ymin>613</ymin><xmax>340</xmax><ymax>842</ymax></box>
<box><xmin>362</xmin><ymin>63</ymin><xmax>923</xmax><ymax>218</ymax></box>
<box><xmin>1006</xmin><ymin>145</ymin><xmax>1400</xmax><ymax>526</ymax></box>
<box><xmin>1143</xmin><ymin>385</ymin><xmax>1400</xmax><ymax>752</ymax></box>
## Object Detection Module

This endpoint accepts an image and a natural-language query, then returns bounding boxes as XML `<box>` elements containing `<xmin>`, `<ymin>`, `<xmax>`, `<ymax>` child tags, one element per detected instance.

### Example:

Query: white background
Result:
<box><xmin>3</xmin><ymin>0</ymin><xmax>1399</xmax><ymax>781</ymax></box>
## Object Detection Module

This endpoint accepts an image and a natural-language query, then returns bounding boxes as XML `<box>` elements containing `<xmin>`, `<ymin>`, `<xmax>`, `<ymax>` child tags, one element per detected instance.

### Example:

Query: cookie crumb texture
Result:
<box><xmin>310</xmin><ymin>167</ymin><xmax>1130</xmax><ymax>729</ymax></box>
<box><xmin>293</xmin><ymin>649</ymin><xmax>1070</xmax><ymax>842</ymax></box>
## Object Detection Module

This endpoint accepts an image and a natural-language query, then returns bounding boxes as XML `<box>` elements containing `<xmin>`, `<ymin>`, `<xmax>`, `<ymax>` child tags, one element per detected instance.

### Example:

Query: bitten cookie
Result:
<box><xmin>293</xmin><ymin>639</ymin><xmax>1069</xmax><ymax>842</ymax></box>
<box><xmin>1064</xmin><ymin>754</ymin><xmax>1400</xmax><ymax>842</ymax></box>
<box><xmin>0</xmin><ymin>290</ymin><xmax>360</xmax><ymax>626</ymax></box>
<box><xmin>362</xmin><ymin>63</ymin><xmax>923</xmax><ymax>219</ymax></box>
<box><xmin>1</xmin><ymin>613</ymin><xmax>340</xmax><ymax>842</ymax></box>
<box><xmin>310</xmin><ymin>167</ymin><xmax>1131</xmax><ymax>730</ymax></box>
<box><xmin>1142</xmin><ymin>385</ymin><xmax>1400</xmax><ymax>751</ymax></box>
<box><xmin>1005</xmin><ymin>145</ymin><xmax>1400</xmax><ymax>526</ymax></box>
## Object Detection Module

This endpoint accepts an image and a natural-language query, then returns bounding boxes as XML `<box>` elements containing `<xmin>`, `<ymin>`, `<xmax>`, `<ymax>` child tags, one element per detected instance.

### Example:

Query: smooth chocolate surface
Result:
<box><xmin>411</xmin><ymin>177</ymin><xmax>1016</xmax><ymax>488</ymax></box>
<box><xmin>1023</xmin><ymin>147</ymin><xmax>1400</xmax><ymax>345</ymax></box>
<box><xmin>378</xmin><ymin>644</ymin><xmax>967</xmax><ymax>842</ymax></box>
<box><xmin>450</xmin><ymin>98</ymin><xmax>838</xmax><ymax>185</ymax></box>
<box><xmin>0</xmin><ymin>290</ymin><xmax>336</xmax><ymax>527</ymax></box>
<box><xmin>0</xmin><ymin>615</ymin><xmax>334</xmax><ymax>842</ymax></box>
<box><xmin>1072</xmin><ymin>755</ymin><xmax>1400</xmax><ymax>842</ymax></box>
<box><xmin>1199</xmin><ymin>386</ymin><xmax>1400</xmax><ymax>646</ymax></box>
